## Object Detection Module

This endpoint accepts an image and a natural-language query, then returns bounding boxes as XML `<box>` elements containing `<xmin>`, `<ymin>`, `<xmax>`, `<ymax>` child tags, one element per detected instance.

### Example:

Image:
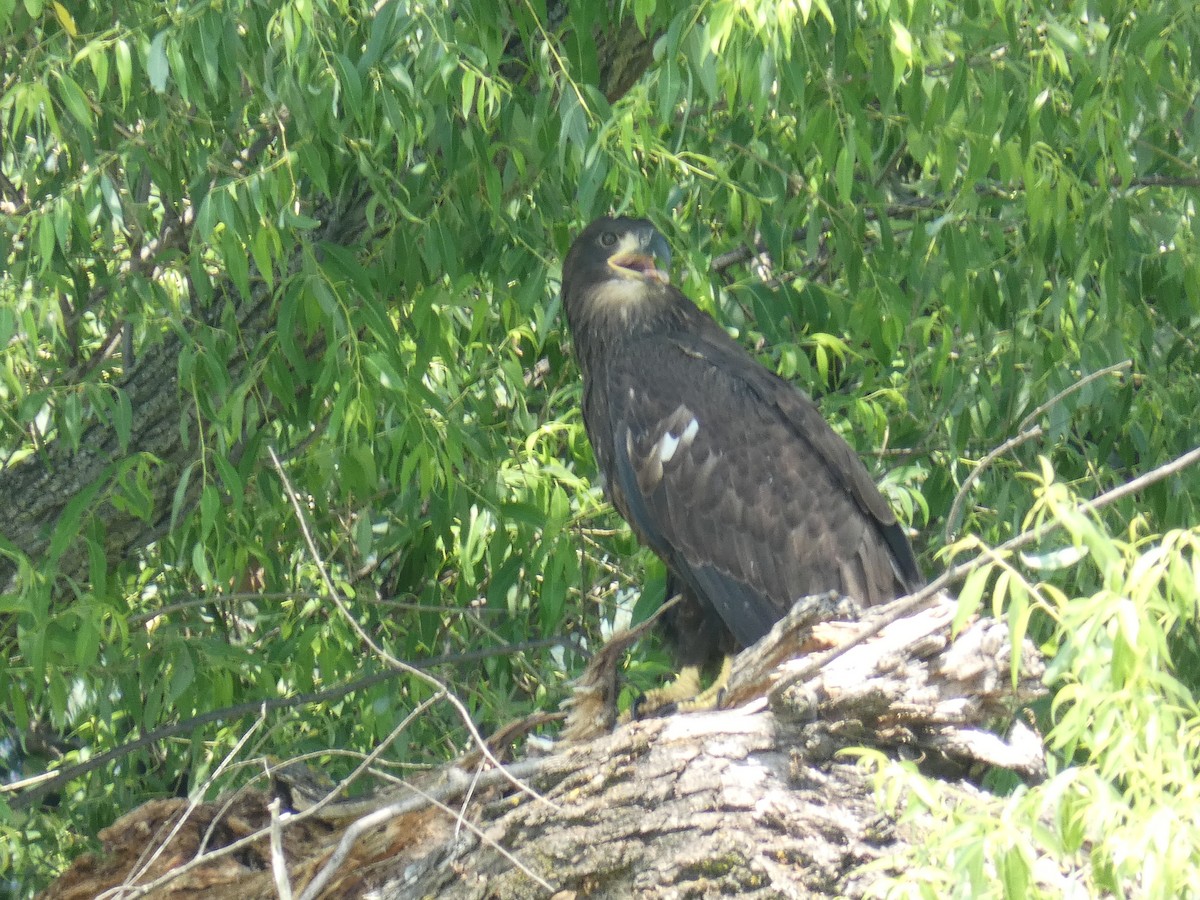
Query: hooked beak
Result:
<box><xmin>608</xmin><ymin>229</ymin><xmax>672</xmax><ymax>284</ymax></box>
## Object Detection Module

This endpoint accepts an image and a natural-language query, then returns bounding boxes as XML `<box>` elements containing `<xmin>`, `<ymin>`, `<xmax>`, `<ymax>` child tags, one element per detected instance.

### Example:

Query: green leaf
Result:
<box><xmin>461</xmin><ymin>69</ymin><xmax>477</xmax><ymax>120</ymax></box>
<box><xmin>74</xmin><ymin>614</ymin><xmax>100</xmax><ymax>666</ymax></box>
<box><xmin>890</xmin><ymin>19</ymin><xmax>913</xmax><ymax>64</ymax></box>
<box><xmin>334</xmin><ymin>52</ymin><xmax>363</xmax><ymax>116</ymax></box>
<box><xmin>85</xmin><ymin>50</ymin><xmax>111</xmax><ymax>101</ymax></box>
<box><xmin>558</xmin><ymin>90</ymin><xmax>588</xmax><ymax>153</ymax></box>
<box><xmin>47</xmin><ymin>473</ymin><xmax>108</xmax><ymax>567</ymax></box>
<box><xmin>251</xmin><ymin>227</ymin><xmax>276</xmax><ymax>291</ymax></box>
<box><xmin>191</xmin><ymin>542</ymin><xmax>212</xmax><ymax>585</ymax></box>
<box><xmin>148</xmin><ymin>30</ymin><xmax>170</xmax><ymax>93</ymax></box>
<box><xmin>221</xmin><ymin>227</ymin><xmax>251</xmax><ymax>299</ymax></box>
<box><xmin>658</xmin><ymin>59</ymin><xmax>680</xmax><ymax>123</ymax></box>
<box><xmin>954</xmin><ymin>565</ymin><xmax>990</xmax><ymax>634</ymax></box>
<box><xmin>199</xmin><ymin>483</ymin><xmax>221</xmax><ymax>539</ymax></box>
<box><xmin>170</xmin><ymin>461</ymin><xmax>197</xmax><ymax>531</ymax></box>
<box><xmin>99</xmin><ymin>174</ymin><xmax>124</xmax><ymax>230</ymax></box>
<box><xmin>115</xmin><ymin>39</ymin><xmax>133</xmax><ymax>106</ymax></box>
<box><xmin>54</xmin><ymin>72</ymin><xmax>91</xmax><ymax>126</ymax></box>
<box><xmin>111</xmin><ymin>387</ymin><xmax>133</xmax><ymax>450</ymax></box>
<box><xmin>835</xmin><ymin>140</ymin><xmax>855</xmax><ymax>202</ymax></box>
<box><xmin>168</xmin><ymin>647</ymin><xmax>195</xmax><ymax>704</ymax></box>
<box><xmin>51</xmin><ymin>1</ymin><xmax>75</xmax><ymax>36</ymax></box>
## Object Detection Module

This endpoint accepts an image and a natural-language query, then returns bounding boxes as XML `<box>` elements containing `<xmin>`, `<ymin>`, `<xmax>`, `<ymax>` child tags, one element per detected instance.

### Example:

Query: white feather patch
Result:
<box><xmin>657</xmin><ymin>431</ymin><xmax>681</xmax><ymax>463</ymax></box>
<box><xmin>655</xmin><ymin>415</ymin><xmax>699</xmax><ymax>465</ymax></box>
<box><xmin>681</xmin><ymin>417</ymin><xmax>699</xmax><ymax>446</ymax></box>
<box><xmin>591</xmin><ymin>278</ymin><xmax>653</xmax><ymax>311</ymax></box>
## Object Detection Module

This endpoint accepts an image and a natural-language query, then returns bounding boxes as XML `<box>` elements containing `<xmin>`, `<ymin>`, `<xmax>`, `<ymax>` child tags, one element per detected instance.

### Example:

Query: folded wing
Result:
<box><xmin>605</xmin><ymin>323</ymin><xmax>921</xmax><ymax>648</ymax></box>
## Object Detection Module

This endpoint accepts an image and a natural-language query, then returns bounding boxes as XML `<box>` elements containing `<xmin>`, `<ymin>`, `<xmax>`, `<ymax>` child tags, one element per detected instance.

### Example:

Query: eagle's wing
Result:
<box><xmin>604</xmin><ymin>322</ymin><xmax>920</xmax><ymax>649</ymax></box>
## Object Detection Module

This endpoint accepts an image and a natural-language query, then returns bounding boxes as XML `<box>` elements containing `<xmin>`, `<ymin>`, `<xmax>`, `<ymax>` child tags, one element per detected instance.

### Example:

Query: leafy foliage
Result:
<box><xmin>0</xmin><ymin>0</ymin><xmax>1198</xmax><ymax>895</ymax></box>
<box><xmin>869</xmin><ymin>473</ymin><xmax>1200</xmax><ymax>898</ymax></box>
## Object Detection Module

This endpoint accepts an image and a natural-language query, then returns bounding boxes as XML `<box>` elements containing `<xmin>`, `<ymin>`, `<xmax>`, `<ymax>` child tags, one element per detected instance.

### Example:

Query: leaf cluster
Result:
<box><xmin>1</xmin><ymin>0</ymin><xmax>1198</xmax><ymax>895</ymax></box>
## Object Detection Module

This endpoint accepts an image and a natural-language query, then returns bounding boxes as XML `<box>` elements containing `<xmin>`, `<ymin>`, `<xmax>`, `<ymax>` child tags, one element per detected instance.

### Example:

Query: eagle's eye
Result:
<box><xmin>599</xmin><ymin>231</ymin><xmax>618</xmax><ymax>247</ymax></box>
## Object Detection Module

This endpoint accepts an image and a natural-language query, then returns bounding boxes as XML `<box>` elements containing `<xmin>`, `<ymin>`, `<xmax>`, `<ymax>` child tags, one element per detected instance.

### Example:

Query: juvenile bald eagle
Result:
<box><xmin>561</xmin><ymin>216</ymin><xmax>923</xmax><ymax>707</ymax></box>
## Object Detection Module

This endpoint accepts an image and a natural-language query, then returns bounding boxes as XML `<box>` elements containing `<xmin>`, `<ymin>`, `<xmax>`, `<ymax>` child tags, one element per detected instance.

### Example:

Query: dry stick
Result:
<box><xmin>709</xmin><ymin>175</ymin><xmax>1200</xmax><ymax>275</ymax></box>
<box><xmin>266</xmin><ymin>447</ymin><xmax>556</xmax><ymax>813</ymax></box>
<box><xmin>99</xmin><ymin>710</ymin><xmax>269</xmax><ymax>900</ymax></box>
<box><xmin>944</xmin><ymin>360</ymin><xmax>1134</xmax><ymax>543</ymax></box>
<box><xmin>769</xmin><ymin>441</ymin><xmax>1200</xmax><ymax>706</ymax></box>
<box><xmin>96</xmin><ymin>819</ymin><xmax>287</xmax><ymax>899</ymax></box>
<box><xmin>299</xmin><ymin>756</ymin><xmax>552</xmax><ymax>900</ymax></box>
<box><xmin>944</xmin><ymin>424</ymin><xmax>1045</xmax><ymax>543</ymax></box>
<box><xmin>93</xmin><ymin>695</ymin><xmax>448</xmax><ymax>900</ymax></box>
<box><xmin>6</xmin><ymin>636</ymin><xmax>567</xmax><ymax>809</ymax></box>
<box><xmin>267</xmin><ymin>447</ymin><xmax>559</xmax><ymax>894</ymax></box>
<box><xmin>290</xmin><ymin>690</ymin><xmax>445</xmax><ymax>822</ymax></box>
<box><xmin>129</xmin><ymin>593</ymin><xmax>516</xmax><ymax>626</ymax></box>
<box><xmin>393</xmin><ymin>778</ymin><xmax>557</xmax><ymax>895</ymax></box>
<box><xmin>268</xmin><ymin>799</ymin><xmax>294</xmax><ymax>900</ymax></box>
<box><xmin>290</xmin><ymin>695</ymin><xmax>449</xmax><ymax>900</ymax></box>
<box><xmin>454</xmin><ymin>757</ymin><xmax>487</xmax><ymax>845</ymax></box>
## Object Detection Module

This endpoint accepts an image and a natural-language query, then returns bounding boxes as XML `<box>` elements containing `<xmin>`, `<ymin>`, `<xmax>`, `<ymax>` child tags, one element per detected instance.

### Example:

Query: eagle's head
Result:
<box><xmin>561</xmin><ymin>217</ymin><xmax>674</xmax><ymax>333</ymax></box>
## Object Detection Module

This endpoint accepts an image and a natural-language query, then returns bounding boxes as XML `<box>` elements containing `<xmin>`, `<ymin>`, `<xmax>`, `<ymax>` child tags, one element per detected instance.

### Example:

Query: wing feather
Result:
<box><xmin>603</xmin><ymin>316</ymin><xmax>921</xmax><ymax>648</ymax></box>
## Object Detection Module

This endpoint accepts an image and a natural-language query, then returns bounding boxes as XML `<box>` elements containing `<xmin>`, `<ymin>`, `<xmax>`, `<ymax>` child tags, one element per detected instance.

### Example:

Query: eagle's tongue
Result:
<box><xmin>619</xmin><ymin>253</ymin><xmax>670</xmax><ymax>284</ymax></box>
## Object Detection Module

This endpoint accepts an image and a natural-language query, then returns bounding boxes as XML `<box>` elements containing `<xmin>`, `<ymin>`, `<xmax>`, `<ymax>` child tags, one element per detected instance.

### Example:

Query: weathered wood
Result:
<box><xmin>39</xmin><ymin>594</ymin><xmax>1047</xmax><ymax>899</ymax></box>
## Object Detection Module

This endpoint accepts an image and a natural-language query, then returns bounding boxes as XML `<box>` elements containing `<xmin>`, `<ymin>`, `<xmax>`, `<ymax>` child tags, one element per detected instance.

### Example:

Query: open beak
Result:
<box><xmin>608</xmin><ymin>229</ymin><xmax>672</xmax><ymax>284</ymax></box>
<box><xmin>609</xmin><ymin>251</ymin><xmax>670</xmax><ymax>284</ymax></box>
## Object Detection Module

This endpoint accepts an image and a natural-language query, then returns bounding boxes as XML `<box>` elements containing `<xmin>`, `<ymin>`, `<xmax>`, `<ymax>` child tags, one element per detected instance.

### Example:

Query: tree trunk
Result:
<box><xmin>0</xmin><ymin>195</ymin><xmax>364</xmax><ymax>592</ymax></box>
<box><xmin>0</xmin><ymin>7</ymin><xmax>657</xmax><ymax>595</ymax></box>
<box><xmin>39</xmin><ymin>594</ymin><xmax>1053</xmax><ymax>899</ymax></box>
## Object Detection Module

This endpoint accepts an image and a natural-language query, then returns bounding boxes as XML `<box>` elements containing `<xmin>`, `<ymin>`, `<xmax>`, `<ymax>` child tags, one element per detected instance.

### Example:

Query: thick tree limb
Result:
<box><xmin>0</xmin><ymin>193</ymin><xmax>365</xmax><ymax>594</ymax></box>
<box><xmin>0</xmin><ymin>2</ymin><xmax>658</xmax><ymax>597</ymax></box>
<box><xmin>40</xmin><ymin>593</ymin><xmax>1046</xmax><ymax>899</ymax></box>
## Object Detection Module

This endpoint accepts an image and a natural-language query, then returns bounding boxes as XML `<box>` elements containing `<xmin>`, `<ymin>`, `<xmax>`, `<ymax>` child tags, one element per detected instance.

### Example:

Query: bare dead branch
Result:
<box><xmin>944</xmin><ymin>360</ymin><xmax>1133</xmax><ymax>543</ymax></box>
<box><xmin>267</xmin><ymin>446</ymin><xmax>560</xmax><ymax>814</ymax></box>
<box><xmin>771</xmin><ymin>441</ymin><xmax>1200</xmax><ymax>705</ymax></box>
<box><xmin>6</xmin><ymin>637</ymin><xmax>569</xmax><ymax>810</ymax></box>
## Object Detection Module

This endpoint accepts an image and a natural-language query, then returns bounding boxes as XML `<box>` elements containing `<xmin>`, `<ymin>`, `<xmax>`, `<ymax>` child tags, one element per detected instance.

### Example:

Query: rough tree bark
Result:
<box><xmin>0</xmin><ymin>6</ymin><xmax>656</xmax><ymax>594</ymax></box>
<box><xmin>40</xmin><ymin>593</ymin><xmax>1054</xmax><ymax>899</ymax></box>
<box><xmin>0</xmin><ymin>193</ymin><xmax>364</xmax><ymax>591</ymax></box>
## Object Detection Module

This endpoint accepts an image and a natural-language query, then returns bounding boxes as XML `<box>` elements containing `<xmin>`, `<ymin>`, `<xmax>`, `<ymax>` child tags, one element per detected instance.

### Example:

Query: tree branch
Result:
<box><xmin>41</xmin><ymin>589</ymin><xmax>1048</xmax><ymax>900</ymax></box>
<box><xmin>944</xmin><ymin>360</ymin><xmax>1134</xmax><ymax>543</ymax></box>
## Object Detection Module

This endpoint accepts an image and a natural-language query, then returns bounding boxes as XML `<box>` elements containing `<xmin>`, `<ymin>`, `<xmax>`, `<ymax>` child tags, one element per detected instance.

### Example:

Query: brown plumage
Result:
<box><xmin>561</xmin><ymin>216</ymin><xmax>922</xmax><ymax>676</ymax></box>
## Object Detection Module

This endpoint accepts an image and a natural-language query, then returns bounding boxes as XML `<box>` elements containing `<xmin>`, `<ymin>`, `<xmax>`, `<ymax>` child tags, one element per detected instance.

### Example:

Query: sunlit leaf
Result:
<box><xmin>148</xmin><ymin>30</ymin><xmax>170</xmax><ymax>93</ymax></box>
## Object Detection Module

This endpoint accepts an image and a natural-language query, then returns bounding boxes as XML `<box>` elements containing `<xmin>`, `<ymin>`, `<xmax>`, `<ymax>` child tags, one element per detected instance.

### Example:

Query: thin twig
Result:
<box><xmin>710</xmin><ymin>199</ymin><xmax>939</xmax><ymax>273</ymax></box>
<box><xmin>129</xmin><ymin>592</ymin><xmax>514</xmax><ymax>626</ymax></box>
<box><xmin>455</xmin><ymin>758</ymin><xmax>485</xmax><ymax>844</ymax></box>
<box><xmin>267</xmin><ymin>446</ymin><xmax>557</xmax><ymax>812</ymax></box>
<box><xmin>268</xmin><ymin>799</ymin><xmax>293</xmax><ymax>900</ymax></box>
<box><xmin>399</xmin><ymin>779</ymin><xmax>558</xmax><ymax>895</ymax></box>
<box><xmin>6</xmin><ymin>637</ymin><xmax>569</xmax><ymax>809</ymax></box>
<box><xmin>710</xmin><ymin>170</ymin><xmax>1199</xmax><ymax>278</ymax></box>
<box><xmin>94</xmin><ymin>694</ymin><xmax>446</xmax><ymax>900</ymax></box>
<box><xmin>282</xmin><ymin>690</ymin><xmax>445</xmax><ymax>823</ymax></box>
<box><xmin>944</xmin><ymin>424</ymin><xmax>1045</xmax><ymax>544</ymax></box>
<box><xmin>267</xmin><ymin>445</ymin><xmax>558</xmax><ymax>893</ymax></box>
<box><xmin>944</xmin><ymin>360</ymin><xmax>1133</xmax><ymax>543</ymax></box>
<box><xmin>769</xmin><ymin>442</ymin><xmax>1200</xmax><ymax>705</ymax></box>
<box><xmin>101</xmin><ymin>710</ymin><xmax>268</xmax><ymax>900</ymax></box>
<box><xmin>298</xmin><ymin>757</ymin><xmax>552</xmax><ymax>900</ymax></box>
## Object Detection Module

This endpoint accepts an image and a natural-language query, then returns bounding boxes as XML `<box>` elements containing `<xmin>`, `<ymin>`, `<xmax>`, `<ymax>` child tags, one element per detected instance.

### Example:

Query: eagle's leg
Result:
<box><xmin>673</xmin><ymin>654</ymin><xmax>732</xmax><ymax>712</ymax></box>
<box><xmin>623</xmin><ymin>655</ymin><xmax>732</xmax><ymax>720</ymax></box>
<box><xmin>620</xmin><ymin>666</ymin><xmax>701</xmax><ymax>721</ymax></box>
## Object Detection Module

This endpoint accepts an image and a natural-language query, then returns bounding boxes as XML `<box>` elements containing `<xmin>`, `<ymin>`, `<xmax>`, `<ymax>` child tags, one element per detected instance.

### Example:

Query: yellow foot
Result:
<box><xmin>621</xmin><ymin>657</ymin><xmax>733</xmax><ymax>721</ymax></box>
